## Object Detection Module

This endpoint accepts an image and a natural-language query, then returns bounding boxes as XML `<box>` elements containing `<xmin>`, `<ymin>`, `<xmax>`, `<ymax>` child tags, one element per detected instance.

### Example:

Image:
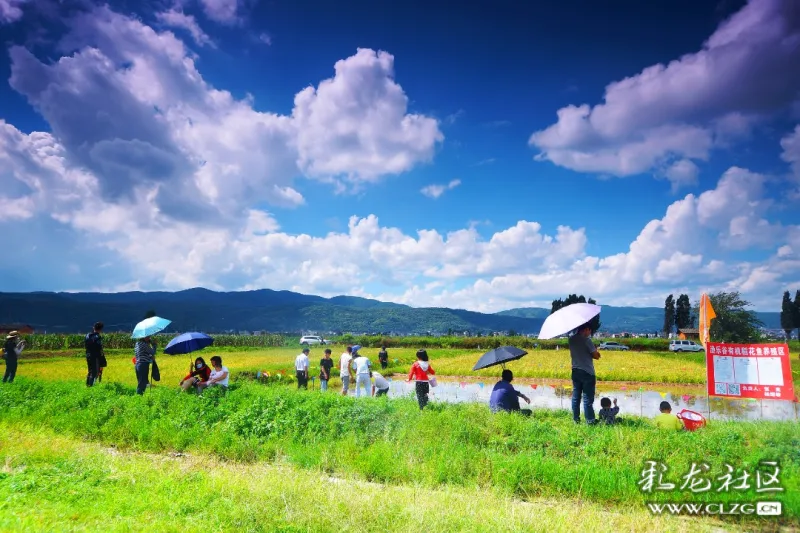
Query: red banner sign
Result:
<box><xmin>706</xmin><ymin>343</ymin><xmax>794</xmax><ymax>401</ymax></box>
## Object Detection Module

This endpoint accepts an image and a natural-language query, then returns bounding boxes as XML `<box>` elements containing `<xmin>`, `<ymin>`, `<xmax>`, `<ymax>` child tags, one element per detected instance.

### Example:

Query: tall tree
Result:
<box><xmin>674</xmin><ymin>294</ymin><xmax>692</xmax><ymax>331</ymax></box>
<box><xmin>794</xmin><ymin>290</ymin><xmax>800</xmax><ymax>341</ymax></box>
<box><xmin>663</xmin><ymin>295</ymin><xmax>675</xmax><ymax>336</ymax></box>
<box><xmin>781</xmin><ymin>291</ymin><xmax>794</xmax><ymax>341</ymax></box>
<box><xmin>708</xmin><ymin>292</ymin><xmax>763</xmax><ymax>343</ymax></box>
<box><xmin>587</xmin><ymin>298</ymin><xmax>601</xmax><ymax>333</ymax></box>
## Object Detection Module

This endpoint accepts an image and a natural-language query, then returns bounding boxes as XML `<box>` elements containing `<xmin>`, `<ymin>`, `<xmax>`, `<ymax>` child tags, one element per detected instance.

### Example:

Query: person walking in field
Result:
<box><xmin>340</xmin><ymin>346</ymin><xmax>353</xmax><ymax>396</ymax></box>
<box><xmin>569</xmin><ymin>322</ymin><xmax>600</xmax><ymax>425</ymax></box>
<box><xmin>319</xmin><ymin>349</ymin><xmax>334</xmax><ymax>391</ymax></box>
<box><xmin>2</xmin><ymin>331</ymin><xmax>24</xmax><ymax>383</ymax></box>
<box><xmin>378</xmin><ymin>345</ymin><xmax>389</xmax><ymax>370</ymax></box>
<box><xmin>351</xmin><ymin>347</ymin><xmax>373</xmax><ymax>398</ymax></box>
<box><xmin>407</xmin><ymin>349</ymin><xmax>435</xmax><ymax>410</ymax></box>
<box><xmin>134</xmin><ymin>335</ymin><xmax>157</xmax><ymax>395</ymax></box>
<box><xmin>295</xmin><ymin>347</ymin><xmax>310</xmax><ymax>389</ymax></box>
<box><xmin>85</xmin><ymin>322</ymin><xmax>104</xmax><ymax>387</ymax></box>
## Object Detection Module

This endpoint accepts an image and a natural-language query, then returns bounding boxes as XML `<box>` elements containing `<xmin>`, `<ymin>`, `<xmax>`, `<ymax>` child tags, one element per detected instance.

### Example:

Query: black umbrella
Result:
<box><xmin>472</xmin><ymin>346</ymin><xmax>528</xmax><ymax>371</ymax></box>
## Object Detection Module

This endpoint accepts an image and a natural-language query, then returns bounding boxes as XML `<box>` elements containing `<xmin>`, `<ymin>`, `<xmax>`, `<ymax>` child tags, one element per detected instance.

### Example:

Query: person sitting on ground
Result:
<box><xmin>598</xmin><ymin>397</ymin><xmax>620</xmax><ymax>425</ymax></box>
<box><xmin>654</xmin><ymin>401</ymin><xmax>684</xmax><ymax>430</ymax></box>
<box><xmin>489</xmin><ymin>369</ymin><xmax>531</xmax><ymax>416</ymax></box>
<box><xmin>371</xmin><ymin>370</ymin><xmax>390</xmax><ymax>397</ymax></box>
<box><xmin>198</xmin><ymin>356</ymin><xmax>229</xmax><ymax>392</ymax></box>
<box><xmin>180</xmin><ymin>357</ymin><xmax>211</xmax><ymax>392</ymax></box>
<box><xmin>378</xmin><ymin>345</ymin><xmax>389</xmax><ymax>370</ymax></box>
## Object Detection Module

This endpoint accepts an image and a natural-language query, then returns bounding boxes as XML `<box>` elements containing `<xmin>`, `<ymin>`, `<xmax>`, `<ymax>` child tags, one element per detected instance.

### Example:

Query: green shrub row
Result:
<box><xmin>17</xmin><ymin>333</ymin><xmax>286</xmax><ymax>351</ymax></box>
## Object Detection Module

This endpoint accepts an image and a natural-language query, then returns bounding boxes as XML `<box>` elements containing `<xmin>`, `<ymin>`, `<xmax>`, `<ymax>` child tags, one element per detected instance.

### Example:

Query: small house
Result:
<box><xmin>678</xmin><ymin>328</ymin><xmax>700</xmax><ymax>340</ymax></box>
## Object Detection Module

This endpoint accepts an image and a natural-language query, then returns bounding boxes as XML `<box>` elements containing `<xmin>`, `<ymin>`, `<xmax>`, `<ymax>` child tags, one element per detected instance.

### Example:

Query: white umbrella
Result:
<box><xmin>537</xmin><ymin>303</ymin><xmax>601</xmax><ymax>340</ymax></box>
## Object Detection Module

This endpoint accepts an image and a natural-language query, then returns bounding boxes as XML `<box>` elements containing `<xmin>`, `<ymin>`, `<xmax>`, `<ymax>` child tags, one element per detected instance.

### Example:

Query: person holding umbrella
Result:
<box><xmin>489</xmin><ymin>370</ymin><xmax>531</xmax><ymax>416</ymax></box>
<box><xmin>569</xmin><ymin>322</ymin><xmax>601</xmax><ymax>425</ymax></box>
<box><xmin>180</xmin><ymin>357</ymin><xmax>211</xmax><ymax>392</ymax></box>
<box><xmin>134</xmin><ymin>336</ymin><xmax>157</xmax><ymax>395</ymax></box>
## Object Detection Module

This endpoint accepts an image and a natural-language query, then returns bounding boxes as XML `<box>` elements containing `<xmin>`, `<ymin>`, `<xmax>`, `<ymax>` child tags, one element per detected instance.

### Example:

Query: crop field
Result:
<box><xmin>2</xmin><ymin>345</ymin><xmax>799</xmax><ymax>531</ymax></box>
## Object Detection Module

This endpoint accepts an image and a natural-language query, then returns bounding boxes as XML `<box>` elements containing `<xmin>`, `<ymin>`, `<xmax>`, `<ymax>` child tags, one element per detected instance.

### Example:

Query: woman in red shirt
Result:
<box><xmin>180</xmin><ymin>357</ymin><xmax>211</xmax><ymax>392</ymax></box>
<box><xmin>407</xmin><ymin>349</ymin><xmax>435</xmax><ymax>410</ymax></box>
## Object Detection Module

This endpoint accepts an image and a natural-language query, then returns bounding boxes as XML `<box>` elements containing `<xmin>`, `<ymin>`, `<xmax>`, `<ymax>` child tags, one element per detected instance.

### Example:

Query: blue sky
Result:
<box><xmin>0</xmin><ymin>0</ymin><xmax>799</xmax><ymax>311</ymax></box>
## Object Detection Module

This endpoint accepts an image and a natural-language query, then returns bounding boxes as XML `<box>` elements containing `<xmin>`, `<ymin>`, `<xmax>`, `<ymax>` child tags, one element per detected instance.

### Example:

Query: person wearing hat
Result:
<box><xmin>295</xmin><ymin>347</ymin><xmax>310</xmax><ymax>389</ymax></box>
<box><xmin>2</xmin><ymin>331</ymin><xmax>25</xmax><ymax>383</ymax></box>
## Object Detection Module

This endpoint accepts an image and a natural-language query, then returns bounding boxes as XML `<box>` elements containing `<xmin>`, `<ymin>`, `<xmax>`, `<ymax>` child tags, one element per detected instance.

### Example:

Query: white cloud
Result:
<box><xmin>199</xmin><ymin>0</ymin><xmax>240</xmax><ymax>24</ymax></box>
<box><xmin>421</xmin><ymin>179</ymin><xmax>461</xmax><ymax>199</ymax></box>
<box><xmin>530</xmin><ymin>0</ymin><xmax>800</xmax><ymax>180</ymax></box>
<box><xmin>292</xmin><ymin>48</ymin><xmax>443</xmax><ymax>185</ymax></box>
<box><xmin>258</xmin><ymin>32</ymin><xmax>271</xmax><ymax>45</ymax></box>
<box><xmin>781</xmin><ymin>125</ymin><xmax>800</xmax><ymax>181</ymax></box>
<box><xmin>0</xmin><ymin>0</ymin><xmax>27</xmax><ymax>24</ymax></box>
<box><xmin>663</xmin><ymin>159</ymin><xmax>699</xmax><ymax>191</ymax></box>
<box><xmin>156</xmin><ymin>9</ymin><xmax>215</xmax><ymax>48</ymax></box>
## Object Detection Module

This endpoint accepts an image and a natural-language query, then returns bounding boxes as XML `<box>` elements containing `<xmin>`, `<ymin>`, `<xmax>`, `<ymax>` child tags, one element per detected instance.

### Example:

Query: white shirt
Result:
<box><xmin>209</xmin><ymin>366</ymin><xmax>229</xmax><ymax>387</ymax></box>
<box><xmin>351</xmin><ymin>355</ymin><xmax>372</xmax><ymax>375</ymax></box>
<box><xmin>340</xmin><ymin>353</ymin><xmax>352</xmax><ymax>376</ymax></box>
<box><xmin>295</xmin><ymin>353</ymin><xmax>309</xmax><ymax>372</ymax></box>
<box><xmin>372</xmin><ymin>371</ymin><xmax>390</xmax><ymax>390</ymax></box>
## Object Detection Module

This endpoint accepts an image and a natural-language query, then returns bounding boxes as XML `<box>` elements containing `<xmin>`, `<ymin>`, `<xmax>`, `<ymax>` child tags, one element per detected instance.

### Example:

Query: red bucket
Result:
<box><xmin>677</xmin><ymin>409</ymin><xmax>706</xmax><ymax>431</ymax></box>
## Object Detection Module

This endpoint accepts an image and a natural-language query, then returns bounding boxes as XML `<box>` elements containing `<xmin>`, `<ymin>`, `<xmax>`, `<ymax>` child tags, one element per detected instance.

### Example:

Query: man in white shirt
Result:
<box><xmin>295</xmin><ymin>347</ymin><xmax>310</xmax><ymax>389</ymax></box>
<box><xmin>198</xmin><ymin>355</ymin><xmax>229</xmax><ymax>392</ymax></box>
<box><xmin>371</xmin><ymin>371</ymin><xmax>390</xmax><ymax>397</ymax></box>
<box><xmin>351</xmin><ymin>348</ymin><xmax>372</xmax><ymax>398</ymax></box>
<box><xmin>339</xmin><ymin>346</ymin><xmax>353</xmax><ymax>396</ymax></box>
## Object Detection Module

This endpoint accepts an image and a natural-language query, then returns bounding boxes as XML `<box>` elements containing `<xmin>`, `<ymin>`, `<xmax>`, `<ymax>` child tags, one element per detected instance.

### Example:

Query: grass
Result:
<box><xmin>0</xmin><ymin>378</ymin><xmax>797</xmax><ymax>528</ymax></box>
<box><xmin>0</xmin><ymin>425</ymin><xmax>728</xmax><ymax>533</ymax></box>
<box><xmin>11</xmin><ymin>345</ymin><xmax>800</xmax><ymax>389</ymax></box>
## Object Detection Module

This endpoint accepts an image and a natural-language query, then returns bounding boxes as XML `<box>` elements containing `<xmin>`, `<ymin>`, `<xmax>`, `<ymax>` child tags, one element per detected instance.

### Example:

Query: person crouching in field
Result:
<box><xmin>134</xmin><ymin>336</ymin><xmax>157</xmax><ymax>395</ymax></box>
<box><xmin>654</xmin><ymin>401</ymin><xmax>684</xmax><ymax>430</ymax></box>
<box><xmin>371</xmin><ymin>370</ymin><xmax>390</xmax><ymax>397</ymax></box>
<box><xmin>598</xmin><ymin>397</ymin><xmax>620</xmax><ymax>424</ymax></box>
<box><xmin>180</xmin><ymin>357</ymin><xmax>211</xmax><ymax>392</ymax></box>
<box><xmin>198</xmin><ymin>356</ymin><xmax>229</xmax><ymax>392</ymax></box>
<box><xmin>85</xmin><ymin>322</ymin><xmax>104</xmax><ymax>387</ymax></box>
<box><xmin>407</xmin><ymin>349</ymin><xmax>435</xmax><ymax>410</ymax></box>
<box><xmin>2</xmin><ymin>331</ymin><xmax>25</xmax><ymax>384</ymax></box>
<box><xmin>489</xmin><ymin>370</ymin><xmax>531</xmax><ymax>416</ymax></box>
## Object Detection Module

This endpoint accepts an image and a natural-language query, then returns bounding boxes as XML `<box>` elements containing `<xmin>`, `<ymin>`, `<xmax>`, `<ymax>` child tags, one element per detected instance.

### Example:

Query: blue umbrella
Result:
<box><xmin>164</xmin><ymin>332</ymin><xmax>214</xmax><ymax>355</ymax></box>
<box><xmin>131</xmin><ymin>316</ymin><xmax>172</xmax><ymax>339</ymax></box>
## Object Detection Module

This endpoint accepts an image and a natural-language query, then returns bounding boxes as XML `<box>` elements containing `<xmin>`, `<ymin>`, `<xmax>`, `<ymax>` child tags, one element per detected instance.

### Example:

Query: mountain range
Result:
<box><xmin>0</xmin><ymin>289</ymin><xmax>781</xmax><ymax>335</ymax></box>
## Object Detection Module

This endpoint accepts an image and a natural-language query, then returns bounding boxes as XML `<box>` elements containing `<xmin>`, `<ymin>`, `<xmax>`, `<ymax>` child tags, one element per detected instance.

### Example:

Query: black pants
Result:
<box><xmin>86</xmin><ymin>356</ymin><xmax>100</xmax><ymax>387</ymax></box>
<box><xmin>296</xmin><ymin>371</ymin><xmax>308</xmax><ymax>389</ymax></box>
<box><xmin>380</xmin><ymin>359</ymin><xmax>388</xmax><ymax>369</ymax></box>
<box><xmin>3</xmin><ymin>355</ymin><xmax>18</xmax><ymax>383</ymax></box>
<box><xmin>135</xmin><ymin>362</ymin><xmax>151</xmax><ymax>395</ymax></box>
<box><xmin>415</xmin><ymin>381</ymin><xmax>430</xmax><ymax>410</ymax></box>
<box><xmin>376</xmin><ymin>387</ymin><xmax>389</xmax><ymax>397</ymax></box>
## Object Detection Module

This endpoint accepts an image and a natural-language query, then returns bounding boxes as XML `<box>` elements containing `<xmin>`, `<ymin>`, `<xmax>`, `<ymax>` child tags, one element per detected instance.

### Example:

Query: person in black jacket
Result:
<box><xmin>378</xmin><ymin>345</ymin><xmax>389</xmax><ymax>369</ymax></box>
<box><xmin>2</xmin><ymin>331</ymin><xmax>24</xmax><ymax>383</ymax></box>
<box><xmin>85</xmin><ymin>322</ymin><xmax>104</xmax><ymax>387</ymax></box>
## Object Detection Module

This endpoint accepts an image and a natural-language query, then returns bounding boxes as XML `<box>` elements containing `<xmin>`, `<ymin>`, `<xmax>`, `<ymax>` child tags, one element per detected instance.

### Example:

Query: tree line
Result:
<box><xmin>780</xmin><ymin>290</ymin><xmax>800</xmax><ymax>341</ymax></box>
<box><xmin>663</xmin><ymin>291</ymin><xmax>765</xmax><ymax>343</ymax></box>
<box><xmin>550</xmin><ymin>294</ymin><xmax>601</xmax><ymax>333</ymax></box>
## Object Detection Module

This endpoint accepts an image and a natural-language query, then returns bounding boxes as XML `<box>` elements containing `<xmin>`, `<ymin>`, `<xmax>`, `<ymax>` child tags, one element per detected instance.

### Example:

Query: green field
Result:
<box><xmin>2</xmin><ymin>347</ymin><xmax>799</xmax><ymax>531</ymax></box>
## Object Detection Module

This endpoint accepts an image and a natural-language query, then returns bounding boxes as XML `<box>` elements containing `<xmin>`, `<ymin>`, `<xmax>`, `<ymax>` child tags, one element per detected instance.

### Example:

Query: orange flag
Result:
<box><xmin>699</xmin><ymin>293</ymin><xmax>717</xmax><ymax>348</ymax></box>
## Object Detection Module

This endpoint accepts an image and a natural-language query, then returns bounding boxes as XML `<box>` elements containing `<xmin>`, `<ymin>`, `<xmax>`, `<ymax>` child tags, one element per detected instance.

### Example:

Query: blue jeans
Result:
<box><xmin>320</xmin><ymin>378</ymin><xmax>328</xmax><ymax>391</ymax></box>
<box><xmin>355</xmin><ymin>374</ymin><xmax>371</xmax><ymax>397</ymax></box>
<box><xmin>571</xmin><ymin>368</ymin><xmax>596</xmax><ymax>423</ymax></box>
<box><xmin>135</xmin><ymin>362</ymin><xmax>151</xmax><ymax>395</ymax></box>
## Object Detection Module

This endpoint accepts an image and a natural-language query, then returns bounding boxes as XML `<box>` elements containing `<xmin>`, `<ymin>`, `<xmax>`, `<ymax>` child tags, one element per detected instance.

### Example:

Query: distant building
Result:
<box><xmin>678</xmin><ymin>328</ymin><xmax>700</xmax><ymax>340</ymax></box>
<box><xmin>0</xmin><ymin>324</ymin><xmax>34</xmax><ymax>335</ymax></box>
